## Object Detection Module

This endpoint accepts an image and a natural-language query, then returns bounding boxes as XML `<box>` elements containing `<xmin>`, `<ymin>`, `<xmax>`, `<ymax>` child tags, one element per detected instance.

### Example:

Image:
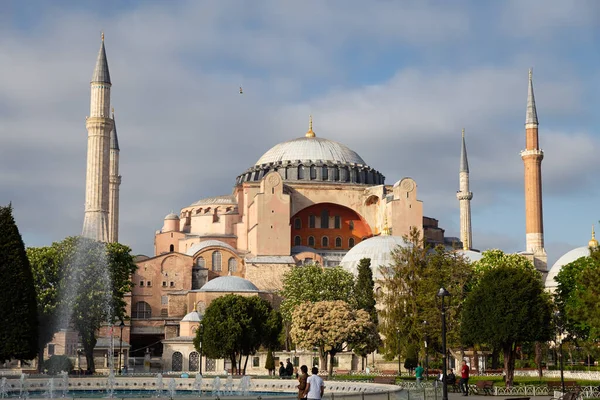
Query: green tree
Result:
<box><xmin>354</xmin><ymin>258</ymin><xmax>377</xmax><ymax>324</ymax></box>
<box><xmin>58</xmin><ymin>237</ymin><xmax>136</xmax><ymax>372</ymax></box>
<box><xmin>27</xmin><ymin>246</ymin><xmax>62</xmax><ymax>371</ymax></box>
<box><xmin>290</xmin><ymin>300</ymin><xmax>378</xmax><ymax>377</ymax></box>
<box><xmin>0</xmin><ymin>204</ymin><xmax>38</xmax><ymax>362</ymax></box>
<box><xmin>265</xmin><ymin>349</ymin><xmax>275</xmax><ymax>375</ymax></box>
<box><xmin>378</xmin><ymin>228</ymin><xmax>473</xmax><ymax>363</ymax></box>
<box><xmin>567</xmin><ymin>254</ymin><xmax>600</xmax><ymax>340</ymax></box>
<box><xmin>461</xmin><ymin>259</ymin><xmax>552</xmax><ymax>386</ymax></box>
<box><xmin>194</xmin><ymin>294</ymin><xmax>281</xmax><ymax>375</ymax></box>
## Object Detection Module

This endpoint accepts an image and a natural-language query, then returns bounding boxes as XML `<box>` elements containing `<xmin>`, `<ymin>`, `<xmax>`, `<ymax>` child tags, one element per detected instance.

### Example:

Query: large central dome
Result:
<box><xmin>236</xmin><ymin>118</ymin><xmax>384</xmax><ymax>186</ymax></box>
<box><xmin>255</xmin><ymin>136</ymin><xmax>366</xmax><ymax>166</ymax></box>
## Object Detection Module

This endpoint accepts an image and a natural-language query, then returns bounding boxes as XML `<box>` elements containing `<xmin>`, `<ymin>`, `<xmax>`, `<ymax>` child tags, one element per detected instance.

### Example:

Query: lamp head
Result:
<box><xmin>120</xmin><ymin>320</ymin><xmax>125</xmax><ymax>328</ymax></box>
<box><xmin>437</xmin><ymin>287</ymin><xmax>451</xmax><ymax>297</ymax></box>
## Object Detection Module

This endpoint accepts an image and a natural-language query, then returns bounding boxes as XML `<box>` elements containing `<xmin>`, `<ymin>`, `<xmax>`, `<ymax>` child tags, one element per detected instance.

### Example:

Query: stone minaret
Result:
<box><xmin>456</xmin><ymin>128</ymin><xmax>473</xmax><ymax>250</ymax></box>
<box><xmin>82</xmin><ymin>34</ymin><xmax>114</xmax><ymax>242</ymax></box>
<box><xmin>521</xmin><ymin>68</ymin><xmax>547</xmax><ymax>271</ymax></box>
<box><xmin>108</xmin><ymin>108</ymin><xmax>121</xmax><ymax>243</ymax></box>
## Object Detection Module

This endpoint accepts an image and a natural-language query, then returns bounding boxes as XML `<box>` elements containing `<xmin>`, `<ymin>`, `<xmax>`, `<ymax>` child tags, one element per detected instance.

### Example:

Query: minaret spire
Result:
<box><xmin>456</xmin><ymin>128</ymin><xmax>473</xmax><ymax>250</ymax></box>
<box><xmin>521</xmin><ymin>68</ymin><xmax>546</xmax><ymax>272</ymax></box>
<box><xmin>82</xmin><ymin>35</ymin><xmax>114</xmax><ymax>242</ymax></box>
<box><xmin>108</xmin><ymin>107</ymin><xmax>121</xmax><ymax>243</ymax></box>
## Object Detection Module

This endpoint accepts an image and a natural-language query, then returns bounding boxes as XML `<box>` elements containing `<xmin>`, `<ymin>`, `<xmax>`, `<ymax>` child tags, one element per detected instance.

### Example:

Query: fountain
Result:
<box><xmin>155</xmin><ymin>373</ymin><xmax>164</xmax><ymax>398</ymax></box>
<box><xmin>44</xmin><ymin>377</ymin><xmax>55</xmax><ymax>399</ymax></box>
<box><xmin>0</xmin><ymin>378</ymin><xmax>7</xmax><ymax>399</ymax></box>
<box><xmin>19</xmin><ymin>373</ymin><xmax>29</xmax><ymax>399</ymax></box>
<box><xmin>59</xmin><ymin>372</ymin><xmax>68</xmax><ymax>398</ymax></box>
<box><xmin>167</xmin><ymin>378</ymin><xmax>176</xmax><ymax>399</ymax></box>
<box><xmin>238</xmin><ymin>376</ymin><xmax>252</xmax><ymax>396</ymax></box>
<box><xmin>211</xmin><ymin>376</ymin><xmax>221</xmax><ymax>396</ymax></box>
<box><xmin>193</xmin><ymin>374</ymin><xmax>203</xmax><ymax>396</ymax></box>
<box><xmin>225</xmin><ymin>375</ymin><xmax>233</xmax><ymax>394</ymax></box>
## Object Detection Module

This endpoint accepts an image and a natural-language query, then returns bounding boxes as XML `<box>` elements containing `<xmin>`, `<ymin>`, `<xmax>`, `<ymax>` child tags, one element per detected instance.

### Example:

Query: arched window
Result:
<box><xmin>132</xmin><ymin>301</ymin><xmax>151</xmax><ymax>319</ymax></box>
<box><xmin>322</xmin><ymin>166</ymin><xmax>328</xmax><ymax>180</ymax></box>
<box><xmin>349</xmin><ymin>238</ymin><xmax>355</xmax><ymax>248</ymax></box>
<box><xmin>189</xmin><ymin>352</ymin><xmax>200</xmax><ymax>371</ymax></box>
<box><xmin>172</xmin><ymin>352</ymin><xmax>183</xmax><ymax>372</ymax></box>
<box><xmin>298</xmin><ymin>165</ymin><xmax>304</xmax><ymax>180</ymax></box>
<box><xmin>322</xmin><ymin>236</ymin><xmax>329</xmax><ymax>247</ymax></box>
<box><xmin>310</xmin><ymin>165</ymin><xmax>317</xmax><ymax>180</ymax></box>
<box><xmin>294</xmin><ymin>236</ymin><xmax>302</xmax><ymax>246</ymax></box>
<box><xmin>320</xmin><ymin>209</ymin><xmax>329</xmax><ymax>228</ymax></box>
<box><xmin>169</xmin><ymin>244</ymin><xmax>174</xmax><ymax>252</ymax></box>
<box><xmin>349</xmin><ymin>221</ymin><xmax>354</xmax><ymax>230</ymax></box>
<box><xmin>294</xmin><ymin>218</ymin><xmax>301</xmax><ymax>229</ymax></box>
<box><xmin>335</xmin><ymin>237</ymin><xmax>342</xmax><ymax>248</ymax></box>
<box><xmin>196</xmin><ymin>256</ymin><xmax>205</xmax><ymax>268</ymax></box>
<box><xmin>309</xmin><ymin>215</ymin><xmax>315</xmax><ymax>228</ymax></box>
<box><xmin>334</xmin><ymin>216</ymin><xmax>341</xmax><ymax>229</ymax></box>
<box><xmin>212</xmin><ymin>251</ymin><xmax>222</xmax><ymax>272</ymax></box>
<box><xmin>308</xmin><ymin>236</ymin><xmax>315</xmax><ymax>247</ymax></box>
<box><xmin>228</xmin><ymin>257</ymin><xmax>237</xmax><ymax>273</ymax></box>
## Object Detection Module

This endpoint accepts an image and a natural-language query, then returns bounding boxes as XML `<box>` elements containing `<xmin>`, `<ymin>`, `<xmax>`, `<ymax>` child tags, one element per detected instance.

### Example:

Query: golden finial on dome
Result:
<box><xmin>589</xmin><ymin>225</ymin><xmax>599</xmax><ymax>248</ymax></box>
<box><xmin>101</xmin><ymin>32</ymin><xmax>104</xmax><ymax>41</ymax></box>
<box><xmin>305</xmin><ymin>115</ymin><xmax>316</xmax><ymax>138</ymax></box>
<box><xmin>382</xmin><ymin>216</ymin><xmax>391</xmax><ymax>236</ymax></box>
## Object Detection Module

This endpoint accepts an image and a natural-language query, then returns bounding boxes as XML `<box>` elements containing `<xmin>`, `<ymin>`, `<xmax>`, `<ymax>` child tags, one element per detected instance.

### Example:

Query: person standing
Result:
<box><xmin>297</xmin><ymin>365</ymin><xmax>309</xmax><ymax>399</ymax></box>
<box><xmin>460</xmin><ymin>360</ymin><xmax>470</xmax><ymax>396</ymax></box>
<box><xmin>279</xmin><ymin>362</ymin><xmax>286</xmax><ymax>378</ymax></box>
<box><xmin>304</xmin><ymin>367</ymin><xmax>325</xmax><ymax>400</ymax></box>
<box><xmin>415</xmin><ymin>362</ymin><xmax>424</xmax><ymax>385</ymax></box>
<box><xmin>286</xmin><ymin>358</ymin><xmax>294</xmax><ymax>378</ymax></box>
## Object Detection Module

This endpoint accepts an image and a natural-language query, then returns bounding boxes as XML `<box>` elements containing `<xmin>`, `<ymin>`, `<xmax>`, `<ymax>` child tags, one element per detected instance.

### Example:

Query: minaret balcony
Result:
<box><xmin>520</xmin><ymin>149</ymin><xmax>544</xmax><ymax>158</ymax></box>
<box><xmin>456</xmin><ymin>192</ymin><xmax>473</xmax><ymax>201</ymax></box>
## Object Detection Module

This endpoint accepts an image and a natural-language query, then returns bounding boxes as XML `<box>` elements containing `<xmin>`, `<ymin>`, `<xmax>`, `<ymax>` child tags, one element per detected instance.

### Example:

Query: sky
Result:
<box><xmin>1</xmin><ymin>0</ymin><xmax>599</xmax><ymax>268</ymax></box>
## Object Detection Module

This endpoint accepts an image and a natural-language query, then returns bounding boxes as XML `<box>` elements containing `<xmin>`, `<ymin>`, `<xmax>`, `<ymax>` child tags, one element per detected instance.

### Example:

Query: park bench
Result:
<box><xmin>475</xmin><ymin>380</ymin><xmax>495</xmax><ymax>395</ymax></box>
<box><xmin>548</xmin><ymin>381</ymin><xmax>580</xmax><ymax>391</ymax></box>
<box><xmin>373</xmin><ymin>376</ymin><xmax>396</xmax><ymax>385</ymax></box>
<box><xmin>335</xmin><ymin>369</ymin><xmax>350</xmax><ymax>375</ymax></box>
<box><xmin>381</xmin><ymin>369</ymin><xmax>398</xmax><ymax>375</ymax></box>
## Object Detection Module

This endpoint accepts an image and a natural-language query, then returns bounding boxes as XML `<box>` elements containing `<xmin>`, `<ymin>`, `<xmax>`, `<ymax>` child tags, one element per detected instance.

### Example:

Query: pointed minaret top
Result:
<box><xmin>110</xmin><ymin>108</ymin><xmax>119</xmax><ymax>150</ymax></box>
<box><xmin>92</xmin><ymin>34</ymin><xmax>111</xmax><ymax>84</ymax></box>
<box><xmin>305</xmin><ymin>115</ymin><xmax>316</xmax><ymax>138</ymax></box>
<box><xmin>589</xmin><ymin>225</ymin><xmax>599</xmax><ymax>248</ymax></box>
<box><xmin>525</xmin><ymin>68</ymin><xmax>538</xmax><ymax>126</ymax></box>
<box><xmin>460</xmin><ymin>128</ymin><xmax>469</xmax><ymax>173</ymax></box>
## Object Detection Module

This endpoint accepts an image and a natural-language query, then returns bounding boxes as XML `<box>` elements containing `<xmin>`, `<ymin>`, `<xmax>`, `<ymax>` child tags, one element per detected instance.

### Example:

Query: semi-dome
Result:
<box><xmin>186</xmin><ymin>240</ymin><xmax>237</xmax><ymax>256</ymax></box>
<box><xmin>198</xmin><ymin>276</ymin><xmax>259</xmax><ymax>292</ymax></box>
<box><xmin>236</xmin><ymin>118</ymin><xmax>384</xmax><ymax>186</ymax></box>
<box><xmin>455</xmin><ymin>249</ymin><xmax>483</xmax><ymax>263</ymax></box>
<box><xmin>546</xmin><ymin>246</ymin><xmax>591</xmax><ymax>289</ymax></box>
<box><xmin>339</xmin><ymin>235</ymin><xmax>409</xmax><ymax>281</ymax></box>
<box><xmin>181</xmin><ymin>310</ymin><xmax>202</xmax><ymax>322</ymax></box>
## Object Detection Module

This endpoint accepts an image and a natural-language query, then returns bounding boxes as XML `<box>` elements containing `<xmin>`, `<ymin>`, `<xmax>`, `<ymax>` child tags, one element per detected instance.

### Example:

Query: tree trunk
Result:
<box><xmin>319</xmin><ymin>348</ymin><xmax>327</xmax><ymax>372</ymax></box>
<box><xmin>243</xmin><ymin>355</ymin><xmax>249</xmax><ymax>376</ymax></box>
<box><xmin>230</xmin><ymin>355</ymin><xmax>237</xmax><ymax>375</ymax></box>
<box><xmin>503</xmin><ymin>344</ymin><xmax>515</xmax><ymax>387</ymax></box>
<box><xmin>535</xmin><ymin>342</ymin><xmax>543</xmax><ymax>379</ymax></box>
<box><xmin>473</xmin><ymin>347</ymin><xmax>479</xmax><ymax>375</ymax></box>
<box><xmin>361</xmin><ymin>356</ymin><xmax>365</xmax><ymax>371</ymax></box>
<box><xmin>491</xmin><ymin>348</ymin><xmax>499</xmax><ymax>369</ymax></box>
<box><xmin>328</xmin><ymin>352</ymin><xmax>335</xmax><ymax>378</ymax></box>
<box><xmin>37</xmin><ymin>348</ymin><xmax>45</xmax><ymax>373</ymax></box>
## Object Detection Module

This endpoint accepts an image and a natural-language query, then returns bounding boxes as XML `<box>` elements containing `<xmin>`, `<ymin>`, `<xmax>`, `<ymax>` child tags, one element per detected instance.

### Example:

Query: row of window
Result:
<box><xmin>139</xmin><ymin>281</ymin><xmax>178</xmax><ymax>288</ymax></box>
<box><xmin>294</xmin><ymin>236</ymin><xmax>357</xmax><ymax>248</ymax></box>
<box><xmin>172</xmin><ymin>351</ymin><xmax>216</xmax><ymax>372</ymax></box>
<box><xmin>195</xmin><ymin>251</ymin><xmax>238</xmax><ymax>272</ymax></box>
<box><xmin>294</xmin><ymin>214</ymin><xmax>354</xmax><ymax>230</ymax></box>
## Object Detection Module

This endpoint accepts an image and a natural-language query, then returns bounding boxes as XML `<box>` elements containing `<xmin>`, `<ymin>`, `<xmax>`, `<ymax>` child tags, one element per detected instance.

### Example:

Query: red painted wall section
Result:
<box><xmin>291</xmin><ymin>203</ymin><xmax>372</xmax><ymax>250</ymax></box>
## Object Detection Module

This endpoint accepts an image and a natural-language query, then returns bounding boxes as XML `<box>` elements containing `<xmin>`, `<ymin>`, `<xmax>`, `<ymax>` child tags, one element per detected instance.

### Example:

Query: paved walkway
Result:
<box><xmin>447</xmin><ymin>393</ymin><xmax>550</xmax><ymax>400</ymax></box>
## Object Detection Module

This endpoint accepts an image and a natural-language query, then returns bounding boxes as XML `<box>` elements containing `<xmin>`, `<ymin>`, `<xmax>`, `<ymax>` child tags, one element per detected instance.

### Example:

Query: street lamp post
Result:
<box><xmin>397</xmin><ymin>328</ymin><xmax>401</xmax><ymax>376</ymax></box>
<box><xmin>423</xmin><ymin>320</ymin><xmax>429</xmax><ymax>381</ymax></box>
<box><xmin>199</xmin><ymin>322</ymin><xmax>204</xmax><ymax>375</ymax></box>
<box><xmin>119</xmin><ymin>320</ymin><xmax>125</xmax><ymax>375</ymax></box>
<box><xmin>554</xmin><ymin>311</ymin><xmax>565</xmax><ymax>394</ymax></box>
<box><xmin>437</xmin><ymin>287</ymin><xmax>451</xmax><ymax>400</ymax></box>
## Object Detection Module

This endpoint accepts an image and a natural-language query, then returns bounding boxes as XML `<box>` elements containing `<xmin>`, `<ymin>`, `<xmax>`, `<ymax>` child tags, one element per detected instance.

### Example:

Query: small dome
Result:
<box><xmin>198</xmin><ymin>276</ymin><xmax>259</xmax><ymax>292</ymax></box>
<box><xmin>339</xmin><ymin>235</ymin><xmax>409</xmax><ymax>281</ymax></box>
<box><xmin>164</xmin><ymin>213</ymin><xmax>179</xmax><ymax>220</ymax></box>
<box><xmin>181</xmin><ymin>310</ymin><xmax>202</xmax><ymax>322</ymax></box>
<box><xmin>455</xmin><ymin>249</ymin><xmax>483</xmax><ymax>263</ymax></box>
<box><xmin>186</xmin><ymin>240</ymin><xmax>237</xmax><ymax>256</ymax></box>
<box><xmin>546</xmin><ymin>246</ymin><xmax>591</xmax><ymax>288</ymax></box>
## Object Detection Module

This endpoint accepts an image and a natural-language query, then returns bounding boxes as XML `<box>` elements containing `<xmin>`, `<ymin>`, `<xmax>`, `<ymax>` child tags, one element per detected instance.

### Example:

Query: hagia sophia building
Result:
<box><xmin>44</xmin><ymin>35</ymin><xmax>596</xmax><ymax>373</ymax></box>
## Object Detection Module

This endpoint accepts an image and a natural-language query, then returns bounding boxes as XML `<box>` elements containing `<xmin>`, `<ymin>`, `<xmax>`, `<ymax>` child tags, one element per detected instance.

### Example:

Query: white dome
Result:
<box><xmin>255</xmin><ymin>137</ymin><xmax>366</xmax><ymax>166</ymax></box>
<box><xmin>546</xmin><ymin>246</ymin><xmax>591</xmax><ymax>288</ymax></box>
<box><xmin>455</xmin><ymin>249</ymin><xmax>483</xmax><ymax>263</ymax></box>
<box><xmin>186</xmin><ymin>240</ymin><xmax>237</xmax><ymax>256</ymax></box>
<box><xmin>181</xmin><ymin>310</ymin><xmax>202</xmax><ymax>322</ymax></box>
<box><xmin>164</xmin><ymin>213</ymin><xmax>179</xmax><ymax>220</ymax></box>
<box><xmin>339</xmin><ymin>235</ymin><xmax>409</xmax><ymax>281</ymax></box>
<box><xmin>198</xmin><ymin>276</ymin><xmax>259</xmax><ymax>292</ymax></box>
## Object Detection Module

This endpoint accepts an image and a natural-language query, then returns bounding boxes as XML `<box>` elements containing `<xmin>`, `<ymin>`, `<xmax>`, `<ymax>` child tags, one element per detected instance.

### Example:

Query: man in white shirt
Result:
<box><xmin>304</xmin><ymin>367</ymin><xmax>325</xmax><ymax>400</ymax></box>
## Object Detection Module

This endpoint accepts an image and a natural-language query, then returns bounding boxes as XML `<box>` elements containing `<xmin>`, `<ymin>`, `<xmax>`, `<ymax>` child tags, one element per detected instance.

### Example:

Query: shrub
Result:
<box><xmin>44</xmin><ymin>355</ymin><xmax>73</xmax><ymax>375</ymax></box>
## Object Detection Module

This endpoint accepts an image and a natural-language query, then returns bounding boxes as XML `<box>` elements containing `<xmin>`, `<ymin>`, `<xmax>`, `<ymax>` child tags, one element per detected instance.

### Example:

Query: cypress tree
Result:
<box><xmin>0</xmin><ymin>204</ymin><xmax>38</xmax><ymax>362</ymax></box>
<box><xmin>354</xmin><ymin>258</ymin><xmax>378</xmax><ymax>324</ymax></box>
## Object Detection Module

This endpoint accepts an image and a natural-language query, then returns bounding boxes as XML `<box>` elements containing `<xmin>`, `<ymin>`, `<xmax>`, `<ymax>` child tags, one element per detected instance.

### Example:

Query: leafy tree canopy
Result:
<box><xmin>0</xmin><ymin>204</ymin><xmax>38</xmax><ymax>362</ymax></box>
<box><xmin>290</xmin><ymin>300</ymin><xmax>378</xmax><ymax>377</ymax></box>
<box><xmin>461</xmin><ymin>256</ymin><xmax>552</xmax><ymax>386</ymax></box>
<box><xmin>280</xmin><ymin>264</ymin><xmax>354</xmax><ymax>321</ymax></box>
<box><xmin>565</xmin><ymin>246</ymin><xmax>600</xmax><ymax>340</ymax></box>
